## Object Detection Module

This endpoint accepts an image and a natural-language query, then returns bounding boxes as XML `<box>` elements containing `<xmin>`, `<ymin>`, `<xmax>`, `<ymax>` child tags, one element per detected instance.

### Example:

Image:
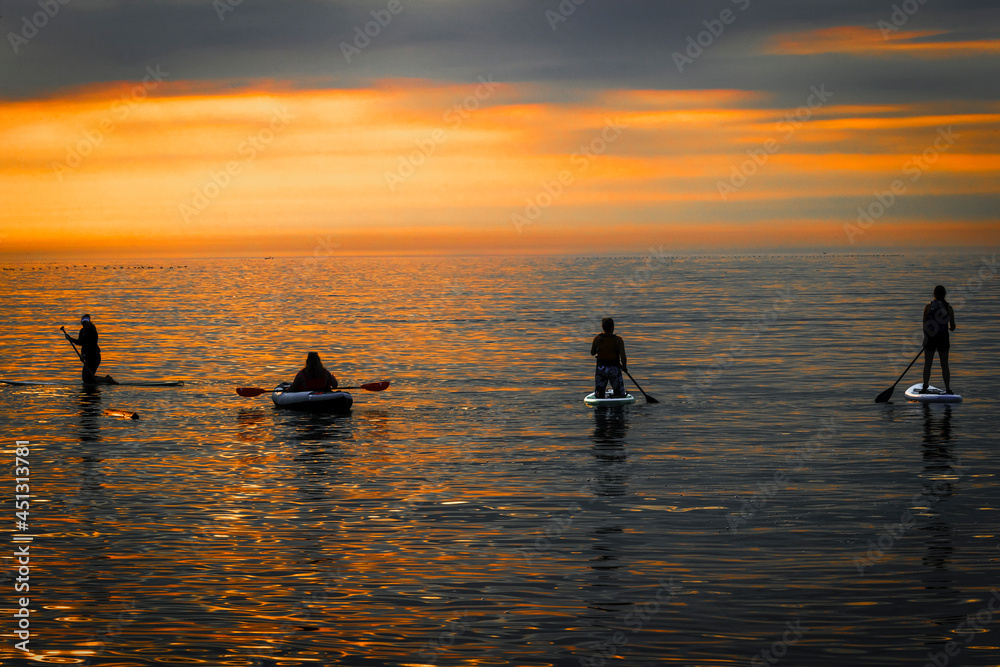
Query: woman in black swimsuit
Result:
<box><xmin>921</xmin><ymin>285</ymin><xmax>956</xmax><ymax>394</ymax></box>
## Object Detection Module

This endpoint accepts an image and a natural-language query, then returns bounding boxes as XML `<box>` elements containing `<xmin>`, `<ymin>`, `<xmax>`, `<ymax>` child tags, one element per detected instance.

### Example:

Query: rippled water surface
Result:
<box><xmin>1</xmin><ymin>253</ymin><xmax>998</xmax><ymax>666</ymax></box>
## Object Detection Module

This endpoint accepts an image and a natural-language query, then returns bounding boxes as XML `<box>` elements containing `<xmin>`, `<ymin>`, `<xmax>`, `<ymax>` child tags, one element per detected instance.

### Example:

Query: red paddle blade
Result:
<box><xmin>236</xmin><ymin>387</ymin><xmax>267</xmax><ymax>397</ymax></box>
<box><xmin>359</xmin><ymin>381</ymin><xmax>390</xmax><ymax>391</ymax></box>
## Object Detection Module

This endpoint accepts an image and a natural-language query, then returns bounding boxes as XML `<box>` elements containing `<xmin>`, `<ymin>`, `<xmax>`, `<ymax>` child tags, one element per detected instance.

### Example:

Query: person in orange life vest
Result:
<box><xmin>921</xmin><ymin>284</ymin><xmax>956</xmax><ymax>394</ymax></box>
<box><xmin>591</xmin><ymin>317</ymin><xmax>628</xmax><ymax>398</ymax></box>
<box><xmin>289</xmin><ymin>352</ymin><xmax>338</xmax><ymax>392</ymax></box>
<box><xmin>64</xmin><ymin>313</ymin><xmax>102</xmax><ymax>383</ymax></box>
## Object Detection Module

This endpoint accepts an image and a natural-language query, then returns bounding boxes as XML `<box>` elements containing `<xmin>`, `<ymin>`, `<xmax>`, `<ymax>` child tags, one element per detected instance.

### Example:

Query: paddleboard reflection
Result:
<box><xmin>589</xmin><ymin>406</ymin><xmax>630</xmax><ymax>497</ymax></box>
<box><xmin>920</xmin><ymin>403</ymin><xmax>958</xmax><ymax>597</ymax></box>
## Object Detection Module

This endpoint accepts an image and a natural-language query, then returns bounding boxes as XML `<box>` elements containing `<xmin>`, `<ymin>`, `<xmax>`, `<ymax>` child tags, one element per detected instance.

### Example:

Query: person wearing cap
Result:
<box><xmin>65</xmin><ymin>314</ymin><xmax>102</xmax><ymax>383</ymax></box>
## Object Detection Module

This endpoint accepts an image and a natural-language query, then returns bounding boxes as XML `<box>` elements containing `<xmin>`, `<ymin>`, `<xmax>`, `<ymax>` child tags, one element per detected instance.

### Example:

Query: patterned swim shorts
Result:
<box><xmin>595</xmin><ymin>365</ymin><xmax>625</xmax><ymax>398</ymax></box>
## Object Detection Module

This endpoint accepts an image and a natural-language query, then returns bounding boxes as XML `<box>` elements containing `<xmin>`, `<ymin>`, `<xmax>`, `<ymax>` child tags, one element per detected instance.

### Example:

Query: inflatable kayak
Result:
<box><xmin>271</xmin><ymin>382</ymin><xmax>353</xmax><ymax>412</ymax></box>
<box><xmin>903</xmin><ymin>383</ymin><xmax>962</xmax><ymax>403</ymax></box>
<box><xmin>584</xmin><ymin>392</ymin><xmax>636</xmax><ymax>406</ymax></box>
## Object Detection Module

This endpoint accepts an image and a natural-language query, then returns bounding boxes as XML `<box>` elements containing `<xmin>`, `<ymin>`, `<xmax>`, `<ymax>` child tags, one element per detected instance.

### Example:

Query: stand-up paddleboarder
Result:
<box><xmin>921</xmin><ymin>285</ymin><xmax>956</xmax><ymax>394</ymax></box>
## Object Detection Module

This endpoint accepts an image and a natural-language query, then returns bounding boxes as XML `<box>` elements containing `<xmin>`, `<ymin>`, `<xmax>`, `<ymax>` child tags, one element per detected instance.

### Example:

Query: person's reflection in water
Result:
<box><xmin>290</xmin><ymin>412</ymin><xmax>353</xmax><ymax>443</ymax></box>
<box><xmin>74</xmin><ymin>386</ymin><xmax>116</xmax><ymax>611</ymax></box>
<box><xmin>922</xmin><ymin>403</ymin><xmax>953</xmax><ymax>450</ymax></box>
<box><xmin>581</xmin><ymin>406</ymin><xmax>631</xmax><ymax>613</ymax></box>
<box><xmin>78</xmin><ymin>384</ymin><xmax>103</xmax><ymax>444</ymax></box>
<box><xmin>920</xmin><ymin>404</ymin><xmax>957</xmax><ymax>581</ymax></box>
<box><xmin>76</xmin><ymin>385</ymin><xmax>106</xmax><ymax>506</ymax></box>
<box><xmin>589</xmin><ymin>406</ymin><xmax>630</xmax><ymax>497</ymax></box>
<box><xmin>918</xmin><ymin>403</ymin><xmax>965</xmax><ymax>661</ymax></box>
<box><xmin>292</xmin><ymin>413</ymin><xmax>355</xmax><ymax>509</ymax></box>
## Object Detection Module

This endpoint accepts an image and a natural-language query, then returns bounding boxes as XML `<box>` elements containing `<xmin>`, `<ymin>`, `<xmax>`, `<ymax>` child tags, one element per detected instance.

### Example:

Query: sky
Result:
<box><xmin>1</xmin><ymin>0</ymin><xmax>998</xmax><ymax>258</ymax></box>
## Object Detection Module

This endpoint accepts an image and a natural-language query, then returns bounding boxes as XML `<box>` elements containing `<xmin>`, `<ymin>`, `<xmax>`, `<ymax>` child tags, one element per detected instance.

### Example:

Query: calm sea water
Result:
<box><xmin>1</xmin><ymin>252</ymin><xmax>998</xmax><ymax>666</ymax></box>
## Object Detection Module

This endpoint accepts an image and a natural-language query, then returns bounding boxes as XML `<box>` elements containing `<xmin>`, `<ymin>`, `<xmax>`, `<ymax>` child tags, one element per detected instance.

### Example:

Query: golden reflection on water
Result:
<box><xmin>1</xmin><ymin>255</ymin><xmax>998</xmax><ymax>664</ymax></box>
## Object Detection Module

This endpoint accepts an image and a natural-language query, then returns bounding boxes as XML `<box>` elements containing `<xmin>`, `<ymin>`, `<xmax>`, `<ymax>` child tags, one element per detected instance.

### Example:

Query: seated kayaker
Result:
<box><xmin>288</xmin><ymin>352</ymin><xmax>338</xmax><ymax>392</ymax></box>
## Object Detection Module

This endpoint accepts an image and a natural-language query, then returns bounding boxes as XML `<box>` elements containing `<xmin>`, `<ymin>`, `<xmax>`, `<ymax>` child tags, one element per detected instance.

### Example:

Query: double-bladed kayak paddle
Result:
<box><xmin>236</xmin><ymin>381</ymin><xmax>391</xmax><ymax>397</ymax></box>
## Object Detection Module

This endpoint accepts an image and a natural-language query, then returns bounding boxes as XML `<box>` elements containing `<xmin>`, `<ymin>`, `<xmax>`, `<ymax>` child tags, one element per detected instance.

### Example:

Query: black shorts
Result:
<box><xmin>923</xmin><ymin>333</ymin><xmax>950</xmax><ymax>353</ymax></box>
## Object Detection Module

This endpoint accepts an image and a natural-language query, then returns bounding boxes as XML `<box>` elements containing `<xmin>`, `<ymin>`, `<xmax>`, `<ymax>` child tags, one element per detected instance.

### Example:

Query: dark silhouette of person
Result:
<box><xmin>921</xmin><ymin>285</ymin><xmax>956</xmax><ymax>394</ymax></box>
<box><xmin>590</xmin><ymin>317</ymin><xmax>628</xmax><ymax>398</ymax></box>
<box><xmin>65</xmin><ymin>314</ymin><xmax>102</xmax><ymax>383</ymax></box>
<box><xmin>289</xmin><ymin>352</ymin><xmax>338</xmax><ymax>392</ymax></box>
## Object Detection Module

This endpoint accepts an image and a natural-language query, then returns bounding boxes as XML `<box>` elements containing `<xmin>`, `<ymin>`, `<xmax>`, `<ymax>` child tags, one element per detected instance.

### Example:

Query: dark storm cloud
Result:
<box><xmin>1</xmin><ymin>0</ymin><xmax>998</xmax><ymax>101</ymax></box>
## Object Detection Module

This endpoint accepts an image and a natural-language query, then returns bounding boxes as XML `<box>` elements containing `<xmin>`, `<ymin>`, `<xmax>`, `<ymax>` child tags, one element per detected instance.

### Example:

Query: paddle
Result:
<box><xmin>236</xmin><ymin>380</ymin><xmax>391</xmax><ymax>397</ymax></box>
<box><xmin>624</xmin><ymin>370</ymin><xmax>659</xmax><ymax>404</ymax></box>
<box><xmin>60</xmin><ymin>326</ymin><xmax>117</xmax><ymax>385</ymax></box>
<box><xmin>874</xmin><ymin>348</ymin><xmax>923</xmax><ymax>403</ymax></box>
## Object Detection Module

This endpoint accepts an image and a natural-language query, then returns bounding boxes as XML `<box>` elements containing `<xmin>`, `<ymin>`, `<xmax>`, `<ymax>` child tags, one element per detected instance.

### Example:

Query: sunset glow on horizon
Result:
<box><xmin>2</xmin><ymin>4</ymin><xmax>998</xmax><ymax>259</ymax></box>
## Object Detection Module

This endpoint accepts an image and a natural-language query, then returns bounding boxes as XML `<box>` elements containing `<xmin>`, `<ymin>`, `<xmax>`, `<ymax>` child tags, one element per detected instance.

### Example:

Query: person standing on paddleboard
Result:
<box><xmin>289</xmin><ymin>352</ymin><xmax>339</xmax><ymax>392</ymax></box>
<box><xmin>64</xmin><ymin>314</ymin><xmax>102</xmax><ymax>383</ymax></box>
<box><xmin>591</xmin><ymin>317</ymin><xmax>628</xmax><ymax>399</ymax></box>
<box><xmin>921</xmin><ymin>285</ymin><xmax>956</xmax><ymax>394</ymax></box>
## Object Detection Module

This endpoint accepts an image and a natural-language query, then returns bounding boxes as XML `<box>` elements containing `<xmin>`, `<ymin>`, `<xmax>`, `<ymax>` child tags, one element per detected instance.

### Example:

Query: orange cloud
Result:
<box><xmin>767</xmin><ymin>26</ymin><xmax>1000</xmax><ymax>58</ymax></box>
<box><xmin>1</xmin><ymin>78</ymin><xmax>998</xmax><ymax>259</ymax></box>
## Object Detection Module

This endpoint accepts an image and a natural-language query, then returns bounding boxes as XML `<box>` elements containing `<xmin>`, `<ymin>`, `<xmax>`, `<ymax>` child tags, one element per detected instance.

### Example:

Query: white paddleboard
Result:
<box><xmin>0</xmin><ymin>379</ymin><xmax>184</xmax><ymax>387</ymax></box>
<box><xmin>903</xmin><ymin>384</ymin><xmax>962</xmax><ymax>403</ymax></box>
<box><xmin>584</xmin><ymin>392</ymin><xmax>636</xmax><ymax>406</ymax></box>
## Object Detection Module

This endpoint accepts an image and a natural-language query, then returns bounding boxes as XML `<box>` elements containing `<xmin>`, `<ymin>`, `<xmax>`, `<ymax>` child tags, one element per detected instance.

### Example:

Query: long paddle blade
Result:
<box><xmin>237</xmin><ymin>381</ymin><xmax>388</xmax><ymax>397</ymax></box>
<box><xmin>874</xmin><ymin>386</ymin><xmax>895</xmax><ymax>403</ymax></box>
<box><xmin>358</xmin><ymin>380</ymin><xmax>390</xmax><ymax>391</ymax></box>
<box><xmin>874</xmin><ymin>348</ymin><xmax>923</xmax><ymax>403</ymax></box>
<box><xmin>624</xmin><ymin>371</ymin><xmax>659</xmax><ymax>404</ymax></box>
